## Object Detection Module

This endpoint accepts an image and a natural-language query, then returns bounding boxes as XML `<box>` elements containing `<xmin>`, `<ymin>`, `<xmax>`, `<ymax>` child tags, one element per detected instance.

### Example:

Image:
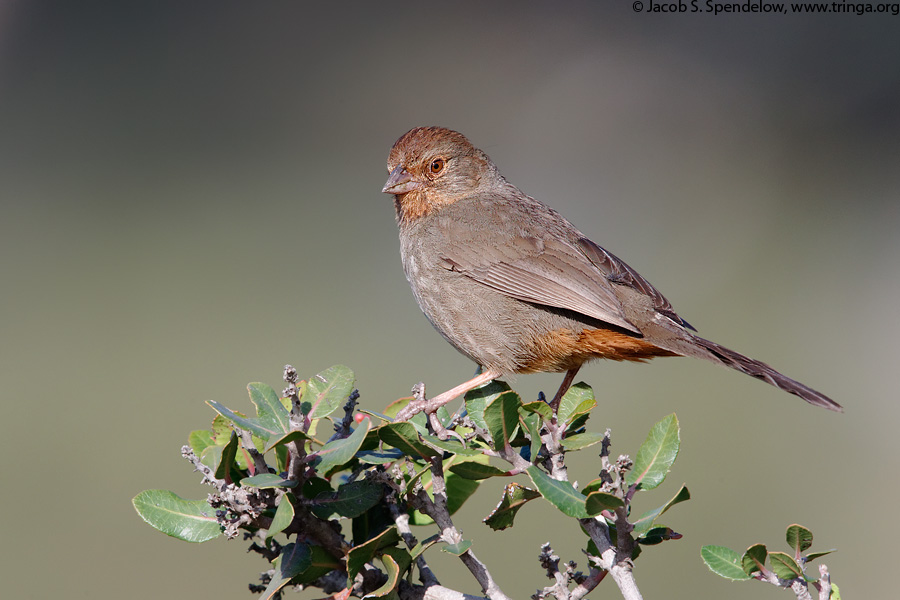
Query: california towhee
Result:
<box><xmin>382</xmin><ymin>126</ymin><xmax>842</xmax><ymax>420</ymax></box>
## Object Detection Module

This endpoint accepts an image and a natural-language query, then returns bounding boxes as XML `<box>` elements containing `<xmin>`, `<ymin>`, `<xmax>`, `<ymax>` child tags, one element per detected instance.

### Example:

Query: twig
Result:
<box><xmin>283</xmin><ymin>365</ymin><xmax>308</xmax><ymax>483</ymax></box>
<box><xmin>397</xmin><ymin>581</ymin><xmax>487</xmax><ymax>600</ymax></box>
<box><xmin>816</xmin><ymin>564</ymin><xmax>832</xmax><ymax>600</ymax></box>
<box><xmin>236</xmin><ymin>427</ymin><xmax>270</xmax><ymax>476</ymax></box>
<box><xmin>388</xmin><ymin>493</ymin><xmax>439</xmax><ymax>587</ymax></box>
<box><xmin>283</xmin><ymin>501</ymin><xmax>349</xmax><ymax>560</ymax></box>
<box><xmin>569</xmin><ymin>568</ymin><xmax>606</xmax><ymax>600</ymax></box>
<box><xmin>328</xmin><ymin>389</ymin><xmax>360</xmax><ymax>442</ymax></box>
<box><xmin>409</xmin><ymin>456</ymin><xmax>513</xmax><ymax>600</ymax></box>
<box><xmin>581</xmin><ymin>518</ymin><xmax>643</xmax><ymax>600</ymax></box>
<box><xmin>533</xmin><ymin>543</ymin><xmax>570</xmax><ymax>600</ymax></box>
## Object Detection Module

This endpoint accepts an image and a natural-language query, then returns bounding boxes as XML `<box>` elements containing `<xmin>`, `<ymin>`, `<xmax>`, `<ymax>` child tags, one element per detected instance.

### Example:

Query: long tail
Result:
<box><xmin>691</xmin><ymin>336</ymin><xmax>843</xmax><ymax>412</ymax></box>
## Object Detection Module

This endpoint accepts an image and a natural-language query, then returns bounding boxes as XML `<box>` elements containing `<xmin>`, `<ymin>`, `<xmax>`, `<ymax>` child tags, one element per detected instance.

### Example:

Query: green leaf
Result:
<box><xmin>637</xmin><ymin>526</ymin><xmax>682</xmax><ymax>545</ymax></box>
<box><xmin>207</xmin><ymin>401</ymin><xmax>279</xmax><ymax>441</ymax></box>
<box><xmin>631</xmin><ymin>485</ymin><xmax>691</xmax><ymax>536</ymax></box>
<box><xmin>561</xmin><ymin>431</ymin><xmax>606</xmax><ymax>451</ymax></box>
<box><xmin>312</xmin><ymin>418</ymin><xmax>370</xmax><ymax>474</ymax></box>
<box><xmin>786</xmin><ymin>524</ymin><xmax>814</xmax><ymax>555</ymax></box>
<box><xmin>199</xmin><ymin>444</ymin><xmax>222</xmax><ymax>474</ymax></box>
<box><xmin>210</xmin><ymin>414</ymin><xmax>233</xmax><ymax>444</ymax></box>
<box><xmin>267</xmin><ymin>493</ymin><xmax>295</xmax><ymax>541</ymax></box>
<box><xmin>831</xmin><ymin>583</ymin><xmax>841</xmax><ymax>600</ymax></box>
<box><xmin>357</xmin><ymin>449</ymin><xmax>406</xmax><ymax>464</ymax></box>
<box><xmin>248</xmin><ymin>382</ymin><xmax>291</xmax><ymax>436</ymax></box>
<box><xmin>585</xmin><ymin>491</ymin><xmax>624</xmax><ymax>516</ymax></box>
<box><xmin>445</xmin><ymin>465</ymin><xmax>480</xmax><ymax>514</ymax></box>
<box><xmin>292</xmin><ymin>544</ymin><xmax>341</xmax><ymax>585</ymax></box>
<box><xmin>465</xmin><ymin>380</ymin><xmax>514</xmax><ymax>432</ymax></box>
<box><xmin>806</xmin><ymin>549</ymin><xmax>836</xmax><ymax>562</ymax></box>
<box><xmin>132</xmin><ymin>490</ymin><xmax>221</xmax><ymax>543</ymax></box>
<box><xmin>410</xmin><ymin>534</ymin><xmax>441</xmax><ymax>561</ymax></box>
<box><xmin>240</xmin><ymin>473</ymin><xmax>298</xmax><ymax>488</ymax></box>
<box><xmin>580</xmin><ymin>478</ymin><xmax>605</xmax><ymax>496</ymax></box>
<box><xmin>519</xmin><ymin>409</ymin><xmax>543</xmax><ymax>462</ymax></box>
<box><xmin>419</xmin><ymin>435</ymin><xmax>481</xmax><ymax>456</ymax></box>
<box><xmin>379</xmin><ymin>422</ymin><xmax>439</xmax><ymax>460</ymax></box>
<box><xmin>347</xmin><ymin>527</ymin><xmax>401</xmax><ymax>583</ymax></box>
<box><xmin>448</xmin><ymin>462</ymin><xmax>508</xmax><ymax>480</ymax></box>
<box><xmin>442</xmin><ymin>540</ymin><xmax>472</xmax><ymax>555</ymax></box>
<box><xmin>301</xmin><ymin>476</ymin><xmax>333</xmax><ymax>500</ymax></box>
<box><xmin>526</xmin><ymin>465</ymin><xmax>588</xmax><ymax>519</ymax></box>
<box><xmin>383</xmin><ymin>546</ymin><xmax>412</xmax><ymax>574</ymax></box>
<box><xmin>304</xmin><ymin>365</ymin><xmax>355</xmax><ymax>420</ymax></box>
<box><xmin>483</xmin><ymin>483</ymin><xmax>541</xmax><ymax>531</ymax></box>
<box><xmin>188</xmin><ymin>430</ymin><xmax>215</xmax><ymax>456</ymax></box>
<box><xmin>769</xmin><ymin>551</ymin><xmax>802</xmax><ymax>579</ymax></box>
<box><xmin>483</xmin><ymin>390</ymin><xmax>521</xmax><ymax>449</ymax></box>
<box><xmin>557</xmin><ymin>382</ymin><xmax>595</xmax><ymax>427</ymax></box>
<box><xmin>520</xmin><ymin>400</ymin><xmax>552</xmax><ymax>421</ymax></box>
<box><xmin>214</xmin><ymin>430</ymin><xmax>241</xmax><ymax>482</ymax></box>
<box><xmin>409</xmin><ymin>457</ymin><xmax>482</xmax><ymax>525</ymax></box>
<box><xmin>357</xmin><ymin>408</ymin><xmax>393</xmax><ymax>422</ymax></box>
<box><xmin>263</xmin><ymin>430</ymin><xmax>311</xmax><ymax>454</ymax></box>
<box><xmin>626</xmin><ymin>413</ymin><xmax>680</xmax><ymax>490</ymax></box>
<box><xmin>368</xmin><ymin>553</ymin><xmax>401</xmax><ymax>597</ymax></box>
<box><xmin>741</xmin><ymin>544</ymin><xmax>768</xmax><ymax>576</ymax></box>
<box><xmin>261</xmin><ymin>542</ymin><xmax>311</xmax><ymax>600</ymax></box>
<box><xmin>311</xmin><ymin>480</ymin><xmax>383</xmax><ymax>520</ymax></box>
<box><xmin>700</xmin><ymin>545</ymin><xmax>752</xmax><ymax>580</ymax></box>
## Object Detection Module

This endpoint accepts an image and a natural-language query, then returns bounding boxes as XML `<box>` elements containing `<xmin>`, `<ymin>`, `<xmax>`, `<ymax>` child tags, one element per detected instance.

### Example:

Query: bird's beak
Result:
<box><xmin>382</xmin><ymin>165</ymin><xmax>423</xmax><ymax>195</ymax></box>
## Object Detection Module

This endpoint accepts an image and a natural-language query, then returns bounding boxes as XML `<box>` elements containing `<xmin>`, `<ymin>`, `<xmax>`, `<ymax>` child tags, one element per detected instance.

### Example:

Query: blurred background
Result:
<box><xmin>2</xmin><ymin>1</ymin><xmax>897</xmax><ymax>598</ymax></box>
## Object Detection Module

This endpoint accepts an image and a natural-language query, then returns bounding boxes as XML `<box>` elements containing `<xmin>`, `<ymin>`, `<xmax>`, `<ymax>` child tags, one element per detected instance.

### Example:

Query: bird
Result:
<box><xmin>381</xmin><ymin>126</ymin><xmax>842</xmax><ymax>421</ymax></box>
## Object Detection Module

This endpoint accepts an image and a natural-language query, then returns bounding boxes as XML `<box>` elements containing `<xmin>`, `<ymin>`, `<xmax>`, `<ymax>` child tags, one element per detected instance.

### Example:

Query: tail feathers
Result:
<box><xmin>692</xmin><ymin>336</ymin><xmax>843</xmax><ymax>413</ymax></box>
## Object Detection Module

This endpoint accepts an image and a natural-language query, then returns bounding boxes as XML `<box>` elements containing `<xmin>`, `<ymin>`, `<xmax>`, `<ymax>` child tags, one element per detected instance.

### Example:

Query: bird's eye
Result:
<box><xmin>429</xmin><ymin>158</ymin><xmax>445</xmax><ymax>175</ymax></box>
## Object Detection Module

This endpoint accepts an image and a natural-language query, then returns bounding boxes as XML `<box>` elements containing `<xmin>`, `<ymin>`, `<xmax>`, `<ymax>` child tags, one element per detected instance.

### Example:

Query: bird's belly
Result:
<box><xmin>403</xmin><ymin>255</ymin><xmax>599</xmax><ymax>374</ymax></box>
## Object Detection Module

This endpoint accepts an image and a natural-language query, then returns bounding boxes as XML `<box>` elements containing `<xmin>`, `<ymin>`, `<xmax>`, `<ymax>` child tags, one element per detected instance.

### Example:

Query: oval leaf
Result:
<box><xmin>367</xmin><ymin>553</ymin><xmax>400</xmax><ymax>597</ymax></box>
<box><xmin>769</xmin><ymin>551</ymin><xmax>803</xmax><ymax>579</ymax></box>
<box><xmin>133</xmin><ymin>490</ymin><xmax>221</xmax><ymax>543</ymax></box>
<box><xmin>631</xmin><ymin>484</ymin><xmax>691</xmax><ymax>536</ymax></box>
<box><xmin>312</xmin><ymin>480</ymin><xmax>383</xmax><ymax>520</ymax></box>
<box><xmin>465</xmin><ymin>380</ymin><xmax>514</xmax><ymax>432</ymax></box>
<box><xmin>379</xmin><ymin>422</ymin><xmax>439</xmax><ymax>460</ymax></box>
<box><xmin>442</xmin><ymin>540</ymin><xmax>472</xmax><ymax>556</ymax></box>
<box><xmin>786</xmin><ymin>524</ymin><xmax>813</xmax><ymax>554</ymax></box>
<box><xmin>483</xmin><ymin>482</ymin><xmax>541</xmax><ymax>531</ymax></box>
<box><xmin>526</xmin><ymin>465</ymin><xmax>588</xmax><ymax>519</ymax></box>
<box><xmin>521</xmin><ymin>400</ymin><xmax>552</xmax><ymax>421</ymax></box>
<box><xmin>312</xmin><ymin>418</ymin><xmax>370</xmax><ymax>474</ymax></box>
<box><xmin>261</xmin><ymin>542</ymin><xmax>312</xmax><ymax>600</ymax></box>
<box><xmin>484</xmin><ymin>390</ymin><xmax>521</xmax><ymax>450</ymax></box>
<box><xmin>585</xmin><ymin>491</ymin><xmax>625</xmax><ymax>516</ymax></box>
<box><xmin>267</xmin><ymin>493</ymin><xmax>295</xmax><ymax>541</ymax></box>
<box><xmin>561</xmin><ymin>431</ymin><xmax>606</xmax><ymax>451</ymax></box>
<box><xmin>448</xmin><ymin>462</ymin><xmax>508</xmax><ymax>480</ymax></box>
<box><xmin>626</xmin><ymin>413</ymin><xmax>680</xmax><ymax>490</ymax></box>
<box><xmin>304</xmin><ymin>365</ymin><xmax>355</xmax><ymax>420</ymax></box>
<box><xmin>741</xmin><ymin>543</ymin><xmax>768</xmax><ymax>576</ymax></box>
<box><xmin>248</xmin><ymin>382</ymin><xmax>291</xmax><ymax>436</ymax></box>
<box><xmin>700</xmin><ymin>545</ymin><xmax>752</xmax><ymax>580</ymax></box>
<box><xmin>240</xmin><ymin>473</ymin><xmax>298</xmax><ymax>488</ymax></box>
<box><xmin>347</xmin><ymin>527</ymin><xmax>401</xmax><ymax>582</ymax></box>
<box><xmin>557</xmin><ymin>382</ymin><xmax>595</xmax><ymax>427</ymax></box>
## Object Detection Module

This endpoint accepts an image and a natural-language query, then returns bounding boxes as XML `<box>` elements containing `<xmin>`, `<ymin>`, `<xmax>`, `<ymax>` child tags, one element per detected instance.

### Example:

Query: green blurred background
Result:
<box><xmin>2</xmin><ymin>1</ymin><xmax>897</xmax><ymax>598</ymax></box>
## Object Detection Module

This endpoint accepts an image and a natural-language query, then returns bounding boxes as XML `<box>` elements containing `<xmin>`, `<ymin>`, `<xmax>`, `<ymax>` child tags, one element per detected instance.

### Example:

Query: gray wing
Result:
<box><xmin>576</xmin><ymin>237</ymin><xmax>695</xmax><ymax>330</ymax></box>
<box><xmin>440</xmin><ymin>231</ymin><xmax>643</xmax><ymax>334</ymax></box>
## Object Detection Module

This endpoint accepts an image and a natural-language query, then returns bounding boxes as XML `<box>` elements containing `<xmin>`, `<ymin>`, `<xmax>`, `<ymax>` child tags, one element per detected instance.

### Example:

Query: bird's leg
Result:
<box><xmin>395</xmin><ymin>368</ymin><xmax>502</xmax><ymax>422</ymax></box>
<box><xmin>549</xmin><ymin>366</ymin><xmax>581</xmax><ymax>415</ymax></box>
